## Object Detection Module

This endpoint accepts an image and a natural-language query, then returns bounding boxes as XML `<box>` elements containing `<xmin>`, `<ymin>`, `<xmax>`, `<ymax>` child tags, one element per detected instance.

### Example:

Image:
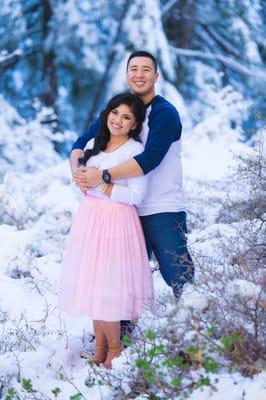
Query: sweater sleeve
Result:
<box><xmin>110</xmin><ymin>142</ymin><xmax>147</xmax><ymax>205</ymax></box>
<box><xmin>71</xmin><ymin>117</ymin><xmax>100</xmax><ymax>150</ymax></box>
<box><xmin>110</xmin><ymin>175</ymin><xmax>147</xmax><ymax>205</ymax></box>
<box><xmin>134</xmin><ymin>105</ymin><xmax>182</xmax><ymax>174</ymax></box>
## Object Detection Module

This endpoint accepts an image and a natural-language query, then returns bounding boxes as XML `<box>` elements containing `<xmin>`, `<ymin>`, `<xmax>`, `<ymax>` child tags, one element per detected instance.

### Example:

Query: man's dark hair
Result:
<box><xmin>127</xmin><ymin>51</ymin><xmax>158</xmax><ymax>72</ymax></box>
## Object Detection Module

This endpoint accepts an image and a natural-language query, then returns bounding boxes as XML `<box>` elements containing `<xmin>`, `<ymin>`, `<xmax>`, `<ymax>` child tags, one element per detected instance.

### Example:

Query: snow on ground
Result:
<box><xmin>0</xmin><ymin>99</ymin><xmax>265</xmax><ymax>399</ymax></box>
<box><xmin>189</xmin><ymin>371</ymin><xmax>266</xmax><ymax>400</ymax></box>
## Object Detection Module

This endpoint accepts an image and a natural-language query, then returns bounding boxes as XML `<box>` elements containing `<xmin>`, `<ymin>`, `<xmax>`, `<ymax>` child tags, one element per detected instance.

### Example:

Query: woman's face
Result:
<box><xmin>107</xmin><ymin>104</ymin><xmax>137</xmax><ymax>137</ymax></box>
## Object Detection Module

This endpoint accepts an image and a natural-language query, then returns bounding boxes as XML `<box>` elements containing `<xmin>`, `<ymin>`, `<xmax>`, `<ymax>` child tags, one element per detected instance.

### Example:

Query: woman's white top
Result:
<box><xmin>85</xmin><ymin>138</ymin><xmax>147</xmax><ymax>206</ymax></box>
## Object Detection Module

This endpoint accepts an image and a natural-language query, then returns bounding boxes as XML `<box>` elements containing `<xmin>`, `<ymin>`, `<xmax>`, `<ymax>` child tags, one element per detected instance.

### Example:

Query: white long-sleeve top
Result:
<box><xmin>84</xmin><ymin>138</ymin><xmax>147</xmax><ymax>206</ymax></box>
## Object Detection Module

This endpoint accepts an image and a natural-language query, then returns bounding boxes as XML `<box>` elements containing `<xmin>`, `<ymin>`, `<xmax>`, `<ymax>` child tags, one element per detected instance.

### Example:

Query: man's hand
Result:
<box><xmin>73</xmin><ymin>167</ymin><xmax>103</xmax><ymax>190</ymax></box>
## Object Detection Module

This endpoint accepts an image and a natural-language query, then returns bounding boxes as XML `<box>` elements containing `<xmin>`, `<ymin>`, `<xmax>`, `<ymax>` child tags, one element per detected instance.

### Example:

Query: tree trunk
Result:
<box><xmin>163</xmin><ymin>0</ymin><xmax>196</xmax><ymax>48</ymax></box>
<box><xmin>41</xmin><ymin>0</ymin><xmax>57</xmax><ymax>112</ymax></box>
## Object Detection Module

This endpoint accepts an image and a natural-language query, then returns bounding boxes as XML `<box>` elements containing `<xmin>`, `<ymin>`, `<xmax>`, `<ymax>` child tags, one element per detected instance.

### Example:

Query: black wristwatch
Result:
<box><xmin>102</xmin><ymin>169</ymin><xmax>111</xmax><ymax>184</ymax></box>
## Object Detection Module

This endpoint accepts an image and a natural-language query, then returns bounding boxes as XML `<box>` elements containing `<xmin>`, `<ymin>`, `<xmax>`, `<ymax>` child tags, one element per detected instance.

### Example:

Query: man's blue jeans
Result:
<box><xmin>120</xmin><ymin>211</ymin><xmax>194</xmax><ymax>337</ymax></box>
<box><xmin>140</xmin><ymin>211</ymin><xmax>194</xmax><ymax>294</ymax></box>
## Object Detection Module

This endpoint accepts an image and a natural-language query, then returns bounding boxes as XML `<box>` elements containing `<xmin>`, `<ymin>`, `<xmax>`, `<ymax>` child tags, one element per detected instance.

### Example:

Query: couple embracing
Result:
<box><xmin>58</xmin><ymin>51</ymin><xmax>194</xmax><ymax>369</ymax></box>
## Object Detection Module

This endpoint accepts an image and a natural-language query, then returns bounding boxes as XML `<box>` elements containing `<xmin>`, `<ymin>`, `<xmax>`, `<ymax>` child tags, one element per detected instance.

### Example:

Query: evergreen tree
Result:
<box><xmin>0</xmin><ymin>0</ymin><xmax>265</xmax><ymax>149</ymax></box>
<box><xmin>161</xmin><ymin>0</ymin><xmax>266</xmax><ymax>133</ymax></box>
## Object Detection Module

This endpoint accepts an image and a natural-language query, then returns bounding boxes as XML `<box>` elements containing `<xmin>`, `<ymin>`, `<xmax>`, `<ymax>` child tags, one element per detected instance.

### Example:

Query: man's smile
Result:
<box><xmin>132</xmin><ymin>80</ymin><xmax>146</xmax><ymax>87</ymax></box>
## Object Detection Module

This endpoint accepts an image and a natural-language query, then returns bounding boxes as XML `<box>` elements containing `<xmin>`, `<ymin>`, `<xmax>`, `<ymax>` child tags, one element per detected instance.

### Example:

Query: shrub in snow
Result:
<box><xmin>0</xmin><ymin>173</ymin><xmax>40</xmax><ymax>230</ymax></box>
<box><xmin>78</xmin><ymin>294</ymin><xmax>252</xmax><ymax>399</ymax></box>
<box><xmin>0</xmin><ymin>95</ymin><xmax>61</xmax><ymax>180</ymax></box>
<box><xmin>190</xmin><ymin>139</ymin><xmax>266</xmax><ymax>376</ymax></box>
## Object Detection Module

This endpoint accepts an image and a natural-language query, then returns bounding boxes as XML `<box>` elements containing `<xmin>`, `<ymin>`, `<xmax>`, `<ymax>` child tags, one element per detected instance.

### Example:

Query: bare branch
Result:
<box><xmin>202</xmin><ymin>24</ymin><xmax>240</xmax><ymax>58</ymax></box>
<box><xmin>0</xmin><ymin>49</ymin><xmax>23</xmax><ymax>74</ymax></box>
<box><xmin>0</xmin><ymin>48</ymin><xmax>41</xmax><ymax>74</ymax></box>
<box><xmin>161</xmin><ymin>0</ymin><xmax>177</xmax><ymax>16</ymax></box>
<box><xmin>170</xmin><ymin>46</ymin><xmax>266</xmax><ymax>80</ymax></box>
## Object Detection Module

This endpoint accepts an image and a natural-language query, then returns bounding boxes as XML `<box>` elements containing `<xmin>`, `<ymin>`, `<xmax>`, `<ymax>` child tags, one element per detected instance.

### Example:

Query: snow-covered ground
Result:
<box><xmin>0</xmin><ymin>95</ymin><xmax>265</xmax><ymax>399</ymax></box>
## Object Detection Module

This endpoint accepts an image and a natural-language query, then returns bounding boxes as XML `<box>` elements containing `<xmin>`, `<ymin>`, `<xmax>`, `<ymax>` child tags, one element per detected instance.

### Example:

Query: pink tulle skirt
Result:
<box><xmin>58</xmin><ymin>194</ymin><xmax>154</xmax><ymax>321</ymax></box>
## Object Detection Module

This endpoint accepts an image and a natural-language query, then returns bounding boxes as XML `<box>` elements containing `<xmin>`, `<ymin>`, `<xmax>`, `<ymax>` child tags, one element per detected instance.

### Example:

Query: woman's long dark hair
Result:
<box><xmin>78</xmin><ymin>92</ymin><xmax>146</xmax><ymax>166</ymax></box>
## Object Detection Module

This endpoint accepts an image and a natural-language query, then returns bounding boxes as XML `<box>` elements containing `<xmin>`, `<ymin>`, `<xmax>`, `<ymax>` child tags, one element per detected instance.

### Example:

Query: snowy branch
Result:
<box><xmin>203</xmin><ymin>25</ymin><xmax>240</xmax><ymax>58</ymax></box>
<box><xmin>0</xmin><ymin>48</ymin><xmax>41</xmax><ymax>74</ymax></box>
<box><xmin>170</xmin><ymin>46</ymin><xmax>266</xmax><ymax>80</ymax></box>
<box><xmin>196</xmin><ymin>27</ymin><xmax>220</xmax><ymax>54</ymax></box>
<box><xmin>161</xmin><ymin>0</ymin><xmax>177</xmax><ymax>16</ymax></box>
<box><xmin>0</xmin><ymin>49</ymin><xmax>23</xmax><ymax>74</ymax></box>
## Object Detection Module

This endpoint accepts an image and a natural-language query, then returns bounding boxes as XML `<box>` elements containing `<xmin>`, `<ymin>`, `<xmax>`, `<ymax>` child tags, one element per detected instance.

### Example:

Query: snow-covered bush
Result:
<box><xmin>0</xmin><ymin>95</ymin><xmax>62</xmax><ymax>180</ymax></box>
<box><xmin>190</xmin><ymin>137</ymin><xmax>266</xmax><ymax>374</ymax></box>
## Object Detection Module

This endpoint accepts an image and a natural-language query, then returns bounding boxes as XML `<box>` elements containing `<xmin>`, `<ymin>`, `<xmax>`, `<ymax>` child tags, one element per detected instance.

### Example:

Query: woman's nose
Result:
<box><xmin>114</xmin><ymin>114</ymin><xmax>122</xmax><ymax>123</ymax></box>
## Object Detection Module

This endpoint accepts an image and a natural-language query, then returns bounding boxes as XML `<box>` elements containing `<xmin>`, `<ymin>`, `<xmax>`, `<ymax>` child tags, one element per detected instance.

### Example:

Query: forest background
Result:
<box><xmin>0</xmin><ymin>1</ymin><xmax>265</xmax><ymax>400</ymax></box>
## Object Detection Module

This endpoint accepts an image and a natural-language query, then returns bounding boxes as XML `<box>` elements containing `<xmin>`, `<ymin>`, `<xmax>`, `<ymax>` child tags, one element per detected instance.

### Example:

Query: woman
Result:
<box><xmin>58</xmin><ymin>93</ymin><xmax>154</xmax><ymax>369</ymax></box>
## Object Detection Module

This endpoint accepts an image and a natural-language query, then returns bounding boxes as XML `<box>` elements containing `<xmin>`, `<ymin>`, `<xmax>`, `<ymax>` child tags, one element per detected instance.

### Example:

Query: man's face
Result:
<box><xmin>126</xmin><ymin>56</ymin><xmax>158</xmax><ymax>98</ymax></box>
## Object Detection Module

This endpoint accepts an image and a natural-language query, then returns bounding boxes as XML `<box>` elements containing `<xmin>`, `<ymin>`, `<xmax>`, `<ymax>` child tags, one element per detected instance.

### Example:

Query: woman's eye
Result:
<box><xmin>111</xmin><ymin>110</ymin><xmax>118</xmax><ymax>114</ymax></box>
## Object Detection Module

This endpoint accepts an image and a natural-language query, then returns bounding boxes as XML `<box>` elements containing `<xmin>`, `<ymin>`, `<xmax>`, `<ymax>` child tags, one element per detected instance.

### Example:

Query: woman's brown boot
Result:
<box><xmin>81</xmin><ymin>321</ymin><xmax>108</xmax><ymax>365</ymax></box>
<box><xmin>90</xmin><ymin>345</ymin><xmax>108</xmax><ymax>365</ymax></box>
<box><xmin>103</xmin><ymin>346</ymin><xmax>122</xmax><ymax>369</ymax></box>
<box><xmin>80</xmin><ymin>345</ymin><xmax>108</xmax><ymax>365</ymax></box>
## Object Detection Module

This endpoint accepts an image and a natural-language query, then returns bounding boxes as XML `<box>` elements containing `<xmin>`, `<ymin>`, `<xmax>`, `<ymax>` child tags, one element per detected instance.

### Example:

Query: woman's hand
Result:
<box><xmin>73</xmin><ymin>167</ymin><xmax>103</xmax><ymax>190</ymax></box>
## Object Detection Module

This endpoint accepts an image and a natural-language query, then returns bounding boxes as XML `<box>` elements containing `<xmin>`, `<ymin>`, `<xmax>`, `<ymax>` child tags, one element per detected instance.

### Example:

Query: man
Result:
<box><xmin>71</xmin><ymin>51</ymin><xmax>194</xmax><ymax>301</ymax></box>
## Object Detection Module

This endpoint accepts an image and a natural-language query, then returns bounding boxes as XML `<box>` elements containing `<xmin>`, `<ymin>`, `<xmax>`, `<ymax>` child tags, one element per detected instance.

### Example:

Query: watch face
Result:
<box><xmin>102</xmin><ymin>169</ymin><xmax>111</xmax><ymax>183</ymax></box>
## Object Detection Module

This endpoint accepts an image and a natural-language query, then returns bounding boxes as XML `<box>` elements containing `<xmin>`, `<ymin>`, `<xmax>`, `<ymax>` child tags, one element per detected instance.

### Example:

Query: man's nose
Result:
<box><xmin>135</xmin><ymin>69</ymin><xmax>144</xmax><ymax>77</ymax></box>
